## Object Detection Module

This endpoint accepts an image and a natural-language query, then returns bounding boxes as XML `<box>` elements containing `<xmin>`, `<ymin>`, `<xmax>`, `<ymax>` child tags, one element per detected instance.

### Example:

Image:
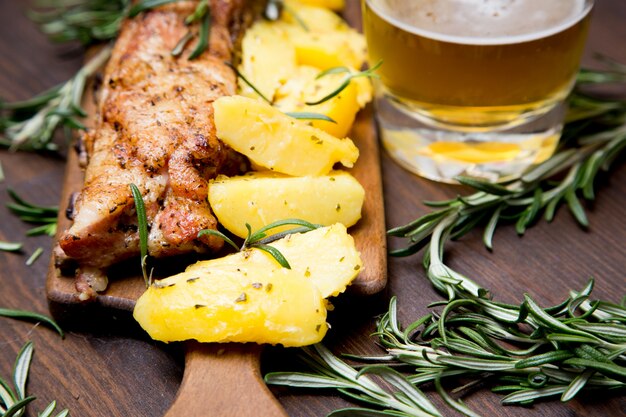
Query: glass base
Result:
<box><xmin>376</xmin><ymin>94</ymin><xmax>564</xmax><ymax>183</ymax></box>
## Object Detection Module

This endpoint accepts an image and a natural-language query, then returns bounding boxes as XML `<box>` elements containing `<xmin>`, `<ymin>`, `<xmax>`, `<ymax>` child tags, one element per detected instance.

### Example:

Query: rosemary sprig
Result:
<box><xmin>266</xmin><ymin>344</ymin><xmax>442</xmax><ymax>417</ymax></box>
<box><xmin>129</xmin><ymin>183</ymin><xmax>150</xmax><ymax>287</ymax></box>
<box><xmin>0</xmin><ymin>45</ymin><xmax>112</xmax><ymax>151</ymax></box>
<box><xmin>305</xmin><ymin>61</ymin><xmax>383</xmax><ymax>106</ymax></box>
<box><xmin>0</xmin><ymin>342</ymin><xmax>69</xmax><ymax>417</ymax></box>
<box><xmin>267</xmin><ymin>282</ymin><xmax>626</xmax><ymax>415</ymax></box>
<box><xmin>226</xmin><ymin>63</ymin><xmax>342</xmax><ymax>122</ymax></box>
<box><xmin>198</xmin><ymin>218</ymin><xmax>320</xmax><ymax>269</ymax></box>
<box><xmin>29</xmin><ymin>0</ymin><xmax>130</xmax><ymax>45</ymax></box>
<box><xmin>5</xmin><ymin>189</ymin><xmax>59</xmax><ymax>237</ymax></box>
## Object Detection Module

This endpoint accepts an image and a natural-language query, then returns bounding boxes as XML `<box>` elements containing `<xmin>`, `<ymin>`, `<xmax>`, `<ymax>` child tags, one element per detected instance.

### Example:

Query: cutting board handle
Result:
<box><xmin>163</xmin><ymin>342</ymin><xmax>288</xmax><ymax>417</ymax></box>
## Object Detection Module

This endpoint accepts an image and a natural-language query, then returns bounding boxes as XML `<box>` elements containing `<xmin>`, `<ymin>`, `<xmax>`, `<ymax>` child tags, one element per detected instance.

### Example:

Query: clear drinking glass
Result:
<box><xmin>362</xmin><ymin>0</ymin><xmax>594</xmax><ymax>183</ymax></box>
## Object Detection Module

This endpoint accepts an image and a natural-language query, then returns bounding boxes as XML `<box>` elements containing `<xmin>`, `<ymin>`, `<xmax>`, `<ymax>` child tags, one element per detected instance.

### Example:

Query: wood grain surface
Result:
<box><xmin>1</xmin><ymin>1</ymin><xmax>625</xmax><ymax>417</ymax></box>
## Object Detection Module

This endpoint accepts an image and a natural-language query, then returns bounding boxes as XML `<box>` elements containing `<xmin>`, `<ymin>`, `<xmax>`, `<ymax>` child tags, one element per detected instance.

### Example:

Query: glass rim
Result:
<box><xmin>364</xmin><ymin>0</ymin><xmax>595</xmax><ymax>46</ymax></box>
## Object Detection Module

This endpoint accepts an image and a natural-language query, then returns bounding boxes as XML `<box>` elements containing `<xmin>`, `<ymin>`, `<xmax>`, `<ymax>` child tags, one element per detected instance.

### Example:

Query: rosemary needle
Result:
<box><xmin>0</xmin><ymin>308</ymin><xmax>64</xmax><ymax>337</ymax></box>
<box><xmin>0</xmin><ymin>242</ymin><xmax>23</xmax><ymax>252</ymax></box>
<box><xmin>198</xmin><ymin>218</ymin><xmax>320</xmax><ymax>269</ymax></box>
<box><xmin>25</xmin><ymin>247</ymin><xmax>44</xmax><ymax>266</ymax></box>
<box><xmin>129</xmin><ymin>183</ymin><xmax>150</xmax><ymax>287</ymax></box>
<box><xmin>305</xmin><ymin>61</ymin><xmax>382</xmax><ymax>106</ymax></box>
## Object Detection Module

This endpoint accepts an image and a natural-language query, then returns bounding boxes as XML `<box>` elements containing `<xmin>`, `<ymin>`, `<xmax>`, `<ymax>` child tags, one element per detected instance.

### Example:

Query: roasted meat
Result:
<box><xmin>58</xmin><ymin>1</ymin><xmax>248</xmax><ymax>298</ymax></box>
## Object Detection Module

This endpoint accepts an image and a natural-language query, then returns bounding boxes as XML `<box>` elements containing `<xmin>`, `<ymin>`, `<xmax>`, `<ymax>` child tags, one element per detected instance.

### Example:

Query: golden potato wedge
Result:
<box><xmin>133</xmin><ymin>224</ymin><xmax>362</xmax><ymax>346</ymax></box>
<box><xmin>133</xmin><ymin>265</ymin><xmax>328</xmax><ymax>346</ymax></box>
<box><xmin>289</xmin><ymin>0</ymin><xmax>345</xmax><ymax>12</ymax></box>
<box><xmin>239</xmin><ymin>21</ymin><xmax>296</xmax><ymax>102</ymax></box>
<box><xmin>274</xmin><ymin>66</ymin><xmax>372</xmax><ymax>138</ymax></box>
<box><xmin>187</xmin><ymin>223</ymin><xmax>362</xmax><ymax>299</ymax></box>
<box><xmin>282</xmin><ymin>0</ymin><xmax>348</xmax><ymax>30</ymax></box>
<box><xmin>208</xmin><ymin>171</ymin><xmax>364</xmax><ymax>238</ymax></box>
<box><xmin>213</xmin><ymin>95</ymin><xmax>359</xmax><ymax>176</ymax></box>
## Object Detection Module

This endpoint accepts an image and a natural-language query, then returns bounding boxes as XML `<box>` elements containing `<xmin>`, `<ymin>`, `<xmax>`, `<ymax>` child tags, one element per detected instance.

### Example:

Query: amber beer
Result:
<box><xmin>363</xmin><ymin>0</ymin><xmax>594</xmax><ymax>182</ymax></box>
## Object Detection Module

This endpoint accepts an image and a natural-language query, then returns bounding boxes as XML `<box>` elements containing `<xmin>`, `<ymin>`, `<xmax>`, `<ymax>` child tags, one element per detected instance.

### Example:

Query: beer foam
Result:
<box><xmin>368</xmin><ymin>0</ymin><xmax>591</xmax><ymax>45</ymax></box>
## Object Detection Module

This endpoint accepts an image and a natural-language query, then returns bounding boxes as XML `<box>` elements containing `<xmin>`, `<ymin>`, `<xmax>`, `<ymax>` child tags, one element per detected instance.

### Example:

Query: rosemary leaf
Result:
<box><xmin>306</xmin><ymin>61</ymin><xmax>382</xmax><ymax>106</ymax></box>
<box><xmin>563</xmin><ymin>358</ymin><xmax>626</xmax><ymax>382</ymax></box>
<box><xmin>3</xmin><ymin>396</ymin><xmax>36</xmax><ymax>417</ymax></box>
<box><xmin>187</xmin><ymin>7</ymin><xmax>211</xmax><ymax>60</ymax></box>
<box><xmin>129</xmin><ymin>183</ymin><xmax>149</xmax><ymax>287</ymax></box>
<box><xmin>0</xmin><ymin>308</ymin><xmax>64</xmax><ymax>337</ymax></box>
<box><xmin>13</xmin><ymin>342</ymin><xmax>33</xmax><ymax>400</ymax></box>
<box><xmin>253</xmin><ymin>244</ymin><xmax>291</xmax><ymax>269</ymax></box>
<box><xmin>284</xmin><ymin>112</ymin><xmax>337</xmax><ymax>123</ymax></box>
<box><xmin>328</xmin><ymin>409</ymin><xmax>411</xmax><ymax>417</ymax></box>
<box><xmin>0</xmin><ymin>242</ymin><xmax>23</xmax><ymax>252</ymax></box>
<box><xmin>514</xmin><ymin>351</ymin><xmax>574</xmax><ymax>369</ymax></box>
<box><xmin>225</xmin><ymin>63</ymin><xmax>272</xmax><ymax>104</ymax></box>
<box><xmin>25</xmin><ymin>247</ymin><xmax>44</xmax><ymax>266</ymax></box>
<box><xmin>316</xmin><ymin>66</ymin><xmax>351</xmax><ymax>80</ymax></box>
<box><xmin>197</xmin><ymin>229</ymin><xmax>239</xmax><ymax>251</ymax></box>
<box><xmin>0</xmin><ymin>377</ymin><xmax>16</xmax><ymax>412</ymax></box>
<box><xmin>128</xmin><ymin>0</ymin><xmax>181</xmax><ymax>18</ymax></box>
<box><xmin>264</xmin><ymin>372</ymin><xmax>355</xmax><ymax>389</ymax></box>
<box><xmin>434</xmin><ymin>375</ymin><xmax>482</xmax><ymax>417</ymax></box>
<box><xmin>455</xmin><ymin>176</ymin><xmax>514</xmax><ymax>196</ymax></box>
<box><xmin>248</xmin><ymin>218</ymin><xmax>319</xmax><ymax>243</ymax></box>
<box><xmin>38</xmin><ymin>401</ymin><xmax>57</xmax><ymax>417</ymax></box>
<box><xmin>171</xmin><ymin>30</ymin><xmax>193</xmax><ymax>57</ymax></box>
<box><xmin>560</xmin><ymin>370</ymin><xmax>594</xmax><ymax>402</ymax></box>
<box><xmin>482</xmin><ymin>206</ymin><xmax>502</xmax><ymax>250</ymax></box>
<box><xmin>54</xmin><ymin>409</ymin><xmax>70</xmax><ymax>417</ymax></box>
<box><xmin>185</xmin><ymin>0</ymin><xmax>208</xmax><ymax>25</ymax></box>
<box><xmin>357</xmin><ymin>366</ymin><xmax>440</xmax><ymax>417</ymax></box>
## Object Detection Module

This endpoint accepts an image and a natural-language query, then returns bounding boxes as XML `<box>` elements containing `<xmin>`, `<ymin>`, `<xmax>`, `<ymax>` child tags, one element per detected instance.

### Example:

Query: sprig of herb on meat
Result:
<box><xmin>198</xmin><ymin>219</ymin><xmax>320</xmax><ymax>269</ymax></box>
<box><xmin>129</xmin><ymin>184</ymin><xmax>150</xmax><ymax>287</ymax></box>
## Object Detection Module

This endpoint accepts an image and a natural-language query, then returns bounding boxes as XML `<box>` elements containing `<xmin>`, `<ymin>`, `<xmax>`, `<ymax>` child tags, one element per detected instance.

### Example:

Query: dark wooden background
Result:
<box><xmin>0</xmin><ymin>1</ymin><xmax>624</xmax><ymax>416</ymax></box>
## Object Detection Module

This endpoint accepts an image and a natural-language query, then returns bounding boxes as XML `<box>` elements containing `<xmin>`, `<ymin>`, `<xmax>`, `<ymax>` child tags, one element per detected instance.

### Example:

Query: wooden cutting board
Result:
<box><xmin>45</xmin><ymin>56</ymin><xmax>387</xmax><ymax>416</ymax></box>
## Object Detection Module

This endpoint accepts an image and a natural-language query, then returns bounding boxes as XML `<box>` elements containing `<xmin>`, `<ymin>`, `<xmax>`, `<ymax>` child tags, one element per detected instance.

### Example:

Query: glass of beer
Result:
<box><xmin>362</xmin><ymin>0</ymin><xmax>594</xmax><ymax>183</ymax></box>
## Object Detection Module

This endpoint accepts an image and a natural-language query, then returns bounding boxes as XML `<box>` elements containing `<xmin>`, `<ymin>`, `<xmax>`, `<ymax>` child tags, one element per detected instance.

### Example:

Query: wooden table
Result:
<box><xmin>1</xmin><ymin>1</ymin><xmax>624</xmax><ymax>416</ymax></box>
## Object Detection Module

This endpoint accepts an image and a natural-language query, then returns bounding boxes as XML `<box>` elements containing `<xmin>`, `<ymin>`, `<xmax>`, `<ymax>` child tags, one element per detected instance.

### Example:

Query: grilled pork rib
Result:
<box><xmin>58</xmin><ymin>1</ymin><xmax>248</xmax><ymax>298</ymax></box>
